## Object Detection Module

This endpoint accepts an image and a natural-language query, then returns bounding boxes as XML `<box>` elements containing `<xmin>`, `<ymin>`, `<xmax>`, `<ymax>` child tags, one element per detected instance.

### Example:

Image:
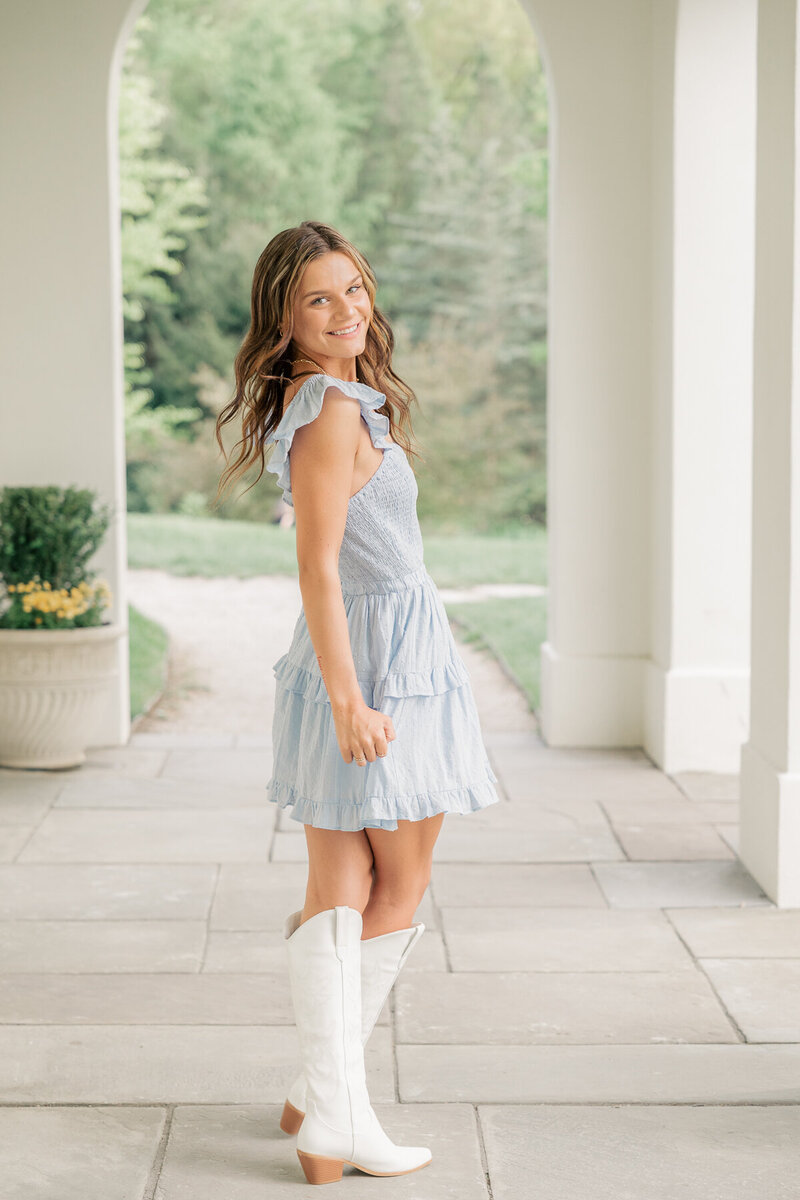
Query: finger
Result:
<box><xmin>373</xmin><ymin>732</ymin><xmax>389</xmax><ymax>759</ymax></box>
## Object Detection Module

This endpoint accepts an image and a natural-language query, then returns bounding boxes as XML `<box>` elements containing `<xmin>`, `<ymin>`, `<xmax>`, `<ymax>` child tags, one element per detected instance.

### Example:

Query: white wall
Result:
<box><xmin>0</xmin><ymin>0</ymin><xmax>148</xmax><ymax>744</ymax></box>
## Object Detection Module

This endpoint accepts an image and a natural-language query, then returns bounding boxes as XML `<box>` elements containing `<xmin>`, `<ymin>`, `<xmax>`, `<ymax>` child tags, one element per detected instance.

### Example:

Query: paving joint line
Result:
<box><xmin>427</xmin><ymin>875</ymin><xmax>452</xmax><ymax>973</ymax></box>
<box><xmin>142</xmin><ymin>1103</ymin><xmax>174</xmax><ymax>1200</ymax></box>
<box><xmin>0</xmin><ymin>1098</ymin><xmax>797</xmax><ymax>1109</ymax></box>
<box><xmin>472</xmin><ymin>1103</ymin><xmax>494</xmax><ymax>1198</ymax></box>
<box><xmin>662</xmin><ymin>908</ymin><xmax>749</xmax><ymax>1043</ymax></box>
<box><xmin>198</xmin><ymin>863</ymin><xmax>222</xmax><ymax>972</ymax></box>
<box><xmin>596</xmin><ymin>800</ymin><xmax>631</xmax><ymax>860</ymax></box>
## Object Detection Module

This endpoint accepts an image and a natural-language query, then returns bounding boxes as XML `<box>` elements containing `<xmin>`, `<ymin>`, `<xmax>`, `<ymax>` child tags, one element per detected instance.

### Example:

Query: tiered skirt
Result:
<box><xmin>266</xmin><ymin>566</ymin><xmax>500</xmax><ymax>830</ymax></box>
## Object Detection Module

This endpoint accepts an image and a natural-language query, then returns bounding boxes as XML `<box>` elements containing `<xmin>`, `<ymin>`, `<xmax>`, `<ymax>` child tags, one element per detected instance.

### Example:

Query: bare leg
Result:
<box><xmin>361</xmin><ymin>813</ymin><xmax>445</xmax><ymax>938</ymax></box>
<box><xmin>300</xmin><ymin>825</ymin><xmax>375</xmax><ymax>925</ymax></box>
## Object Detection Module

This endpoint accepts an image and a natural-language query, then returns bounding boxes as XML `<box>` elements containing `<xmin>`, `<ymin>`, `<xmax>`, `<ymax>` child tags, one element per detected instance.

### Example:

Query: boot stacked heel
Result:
<box><xmin>297</xmin><ymin>1150</ymin><xmax>345</xmax><ymax>1184</ymax></box>
<box><xmin>279</xmin><ymin>1099</ymin><xmax>304</xmax><ymax>1136</ymax></box>
<box><xmin>297</xmin><ymin>1148</ymin><xmax>434</xmax><ymax>1183</ymax></box>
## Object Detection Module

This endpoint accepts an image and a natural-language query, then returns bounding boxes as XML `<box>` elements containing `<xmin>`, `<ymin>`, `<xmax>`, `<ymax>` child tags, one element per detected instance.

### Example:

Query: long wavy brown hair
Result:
<box><xmin>214</xmin><ymin>220</ymin><xmax>422</xmax><ymax>507</ymax></box>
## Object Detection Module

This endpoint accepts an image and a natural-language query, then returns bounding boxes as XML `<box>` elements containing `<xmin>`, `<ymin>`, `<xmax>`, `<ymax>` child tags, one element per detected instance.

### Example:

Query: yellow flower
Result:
<box><xmin>7</xmin><ymin>584</ymin><xmax>16</xmax><ymax>593</ymax></box>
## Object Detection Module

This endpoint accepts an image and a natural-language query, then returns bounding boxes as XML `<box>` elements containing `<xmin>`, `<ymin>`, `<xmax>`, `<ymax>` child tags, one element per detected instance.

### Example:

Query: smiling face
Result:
<box><xmin>289</xmin><ymin>251</ymin><xmax>373</xmax><ymax>376</ymax></box>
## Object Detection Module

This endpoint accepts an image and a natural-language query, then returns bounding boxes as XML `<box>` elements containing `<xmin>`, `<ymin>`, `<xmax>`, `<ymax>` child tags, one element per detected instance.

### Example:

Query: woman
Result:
<box><xmin>216</xmin><ymin>220</ymin><xmax>499</xmax><ymax>1185</ymax></box>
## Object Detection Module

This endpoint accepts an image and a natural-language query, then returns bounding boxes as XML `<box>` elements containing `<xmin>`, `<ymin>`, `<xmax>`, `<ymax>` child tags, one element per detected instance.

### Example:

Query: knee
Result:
<box><xmin>371</xmin><ymin>864</ymin><xmax>431</xmax><ymax>912</ymax></box>
<box><xmin>306</xmin><ymin>861</ymin><xmax>374</xmax><ymax>915</ymax></box>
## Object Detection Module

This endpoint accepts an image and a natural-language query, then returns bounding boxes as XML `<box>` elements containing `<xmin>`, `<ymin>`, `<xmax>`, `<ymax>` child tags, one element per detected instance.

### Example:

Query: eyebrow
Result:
<box><xmin>301</xmin><ymin>273</ymin><xmax>362</xmax><ymax>300</ymax></box>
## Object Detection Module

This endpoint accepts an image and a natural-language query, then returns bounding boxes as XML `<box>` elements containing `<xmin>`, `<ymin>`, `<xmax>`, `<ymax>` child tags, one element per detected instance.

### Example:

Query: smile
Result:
<box><xmin>327</xmin><ymin>321</ymin><xmax>361</xmax><ymax>337</ymax></box>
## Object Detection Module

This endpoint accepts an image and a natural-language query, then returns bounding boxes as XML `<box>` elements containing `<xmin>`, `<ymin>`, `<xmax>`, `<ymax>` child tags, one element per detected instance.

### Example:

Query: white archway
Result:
<box><xmin>2</xmin><ymin>0</ymin><xmax>797</xmax><ymax>904</ymax></box>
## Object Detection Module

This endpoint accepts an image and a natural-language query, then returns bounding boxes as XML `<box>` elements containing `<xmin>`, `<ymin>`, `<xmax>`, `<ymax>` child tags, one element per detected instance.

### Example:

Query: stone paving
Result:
<box><xmin>1</xmin><ymin>679</ymin><xmax>799</xmax><ymax>1195</ymax></box>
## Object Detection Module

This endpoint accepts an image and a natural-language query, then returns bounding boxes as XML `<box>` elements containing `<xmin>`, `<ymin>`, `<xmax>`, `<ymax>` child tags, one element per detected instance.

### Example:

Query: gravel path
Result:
<box><xmin>126</xmin><ymin>568</ymin><xmax>537</xmax><ymax>737</ymax></box>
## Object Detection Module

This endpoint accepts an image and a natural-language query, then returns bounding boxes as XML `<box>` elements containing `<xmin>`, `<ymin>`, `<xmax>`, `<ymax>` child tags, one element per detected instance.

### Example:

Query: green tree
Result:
<box><xmin>133</xmin><ymin>0</ymin><xmax>377</xmax><ymax>418</ymax></box>
<box><xmin>122</xmin><ymin>0</ymin><xmax>549</xmax><ymax>526</ymax></box>
<box><xmin>119</xmin><ymin>21</ymin><xmax>209</xmax><ymax>453</ymax></box>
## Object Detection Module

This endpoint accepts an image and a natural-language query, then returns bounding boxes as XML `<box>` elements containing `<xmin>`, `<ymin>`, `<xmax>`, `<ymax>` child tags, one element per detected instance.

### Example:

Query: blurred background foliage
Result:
<box><xmin>120</xmin><ymin>0</ymin><xmax>547</xmax><ymax>533</ymax></box>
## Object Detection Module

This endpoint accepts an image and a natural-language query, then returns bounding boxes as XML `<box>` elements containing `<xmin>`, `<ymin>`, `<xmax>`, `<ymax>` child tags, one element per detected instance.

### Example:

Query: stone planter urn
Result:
<box><xmin>0</xmin><ymin>622</ymin><xmax>127</xmax><ymax>769</ymax></box>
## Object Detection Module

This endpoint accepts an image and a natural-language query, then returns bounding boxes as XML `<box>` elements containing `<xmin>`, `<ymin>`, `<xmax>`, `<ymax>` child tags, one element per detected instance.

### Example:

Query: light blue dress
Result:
<box><xmin>264</xmin><ymin>372</ymin><xmax>500</xmax><ymax>831</ymax></box>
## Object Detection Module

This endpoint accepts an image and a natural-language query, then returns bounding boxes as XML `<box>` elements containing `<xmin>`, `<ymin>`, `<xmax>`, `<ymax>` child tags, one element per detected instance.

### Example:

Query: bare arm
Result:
<box><xmin>289</xmin><ymin>386</ymin><xmax>395</xmax><ymax>764</ymax></box>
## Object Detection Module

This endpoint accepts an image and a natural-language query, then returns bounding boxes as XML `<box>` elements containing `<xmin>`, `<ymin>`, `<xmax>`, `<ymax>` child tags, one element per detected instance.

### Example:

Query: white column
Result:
<box><xmin>526</xmin><ymin>0</ymin><xmax>655</xmax><ymax>748</ymax></box>
<box><xmin>647</xmin><ymin>0</ymin><xmax>757</xmax><ymax>772</ymax></box>
<box><xmin>739</xmin><ymin>0</ymin><xmax>800</xmax><ymax>907</ymax></box>
<box><xmin>528</xmin><ymin>0</ymin><xmax>757</xmax><ymax>764</ymax></box>
<box><xmin>0</xmin><ymin>0</ymin><xmax>146</xmax><ymax>745</ymax></box>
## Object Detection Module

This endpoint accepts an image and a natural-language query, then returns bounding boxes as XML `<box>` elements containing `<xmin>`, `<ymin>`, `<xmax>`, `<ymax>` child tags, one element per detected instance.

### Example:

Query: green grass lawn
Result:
<box><xmin>129</xmin><ymin>603</ymin><xmax>169</xmax><ymax>719</ymax></box>
<box><xmin>127</xmin><ymin>513</ymin><xmax>300</xmax><ymax>578</ymax></box>
<box><xmin>128</xmin><ymin>512</ymin><xmax>547</xmax><ymax>585</ymax></box>
<box><xmin>446</xmin><ymin>593</ymin><xmax>546</xmax><ymax>713</ymax></box>
<box><xmin>127</xmin><ymin>513</ymin><xmax>547</xmax><ymax>716</ymax></box>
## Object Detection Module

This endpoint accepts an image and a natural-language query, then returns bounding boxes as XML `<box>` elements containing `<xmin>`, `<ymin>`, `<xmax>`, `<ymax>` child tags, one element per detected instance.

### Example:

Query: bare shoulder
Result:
<box><xmin>289</xmin><ymin>383</ymin><xmax>361</xmax><ymax>460</ymax></box>
<box><xmin>287</xmin><ymin>381</ymin><xmax>362</xmax><ymax>511</ymax></box>
<box><xmin>281</xmin><ymin>374</ymin><xmax>360</xmax><ymax>418</ymax></box>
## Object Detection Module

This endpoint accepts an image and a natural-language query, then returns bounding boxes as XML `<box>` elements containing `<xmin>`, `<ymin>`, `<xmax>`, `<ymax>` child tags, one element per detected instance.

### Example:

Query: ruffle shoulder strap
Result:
<box><xmin>265</xmin><ymin>373</ymin><xmax>392</xmax><ymax>508</ymax></box>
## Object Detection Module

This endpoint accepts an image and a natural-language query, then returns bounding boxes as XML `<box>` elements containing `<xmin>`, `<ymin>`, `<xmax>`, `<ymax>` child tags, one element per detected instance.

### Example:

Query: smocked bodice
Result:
<box><xmin>265</xmin><ymin>374</ymin><xmax>426</xmax><ymax>594</ymax></box>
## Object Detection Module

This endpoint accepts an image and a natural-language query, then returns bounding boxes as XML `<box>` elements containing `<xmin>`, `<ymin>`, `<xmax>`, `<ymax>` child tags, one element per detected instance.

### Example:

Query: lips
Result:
<box><xmin>327</xmin><ymin>321</ymin><xmax>361</xmax><ymax>337</ymax></box>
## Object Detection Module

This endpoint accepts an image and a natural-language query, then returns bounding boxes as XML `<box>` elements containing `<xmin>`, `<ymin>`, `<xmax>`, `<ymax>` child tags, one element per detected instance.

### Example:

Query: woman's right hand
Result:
<box><xmin>332</xmin><ymin>700</ymin><xmax>396</xmax><ymax>765</ymax></box>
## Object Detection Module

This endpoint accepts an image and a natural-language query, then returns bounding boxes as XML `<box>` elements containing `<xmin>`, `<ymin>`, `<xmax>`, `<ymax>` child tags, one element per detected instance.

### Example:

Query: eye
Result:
<box><xmin>310</xmin><ymin>282</ymin><xmax>362</xmax><ymax>306</ymax></box>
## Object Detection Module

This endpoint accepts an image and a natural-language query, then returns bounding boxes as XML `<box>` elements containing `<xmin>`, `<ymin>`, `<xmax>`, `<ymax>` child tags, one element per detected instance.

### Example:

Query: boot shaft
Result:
<box><xmin>285</xmin><ymin>904</ymin><xmax>433</xmax><ymax>1178</ymax></box>
<box><xmin>282</xmin><ymin>916</ymin><xmax>425</xmax><ymax>1125</ymax></box>
<box><xmin>285</xmin><ymin>906</ymin><xmax>371</xmax><ymax>1133</ymax></box>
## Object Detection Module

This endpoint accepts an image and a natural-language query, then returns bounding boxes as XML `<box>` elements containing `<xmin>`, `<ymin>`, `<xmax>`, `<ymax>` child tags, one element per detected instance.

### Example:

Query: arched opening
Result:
<box><xmin>115</xmin><ymin>0</ymin><xmax>551</xmax><ymax>732</ymax></box>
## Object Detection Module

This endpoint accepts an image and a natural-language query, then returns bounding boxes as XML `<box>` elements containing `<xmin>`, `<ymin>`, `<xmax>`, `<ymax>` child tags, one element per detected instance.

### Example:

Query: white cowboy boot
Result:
<box><xmin>280</xmin><ymin>909</ymin><xmax>425</xmax><ymax>1136</ymax></box>
<box><xmin>285</xmin><ymin>905</ymin><xmax>432</xmax><ymax>1183</ymax></box>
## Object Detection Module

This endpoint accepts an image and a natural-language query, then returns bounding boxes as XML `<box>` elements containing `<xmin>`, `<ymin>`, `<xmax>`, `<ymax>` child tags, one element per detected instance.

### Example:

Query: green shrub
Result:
<box><xmin>0</xmin><ymin>486</ymin><xmax>113</xmax><ymax>629</ymax></box>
